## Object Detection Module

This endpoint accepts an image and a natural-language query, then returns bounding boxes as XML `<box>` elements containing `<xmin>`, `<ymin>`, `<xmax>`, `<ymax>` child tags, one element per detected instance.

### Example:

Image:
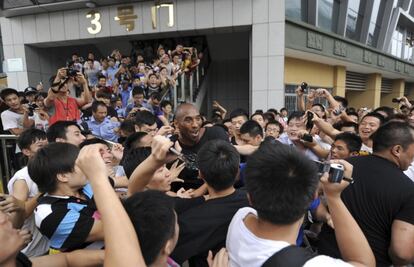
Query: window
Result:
<box><xmin>346</xmin><ymin>0</ymin><xmax>363</xmax><ymax>40</ymax></box>
<box><xmin>285</xmin><ymin>0</ymin><xmax>308</xmax><ymax>22</ymax></box>
<box><xmin>367</xmin><ymin>0</ymin><xmax>382</xmax><ymax>47</ymax></box>
<box><xmin>391</xmin><ymin>26</ymin><xmax>404</xmax><ymax>58</ymax></box>
<box><xmin>404</xmin><ymin>31</ymin><xmax>414</xmax><ymax>61</ymax></box>
<box><xmin>318</xmin><ymin>0</ymin><xmax>340</xmax><ymax>32</ymax></box>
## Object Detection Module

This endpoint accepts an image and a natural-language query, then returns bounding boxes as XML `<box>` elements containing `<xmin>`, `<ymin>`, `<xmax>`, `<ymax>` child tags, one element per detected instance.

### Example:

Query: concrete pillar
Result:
<box><xmin>347</xmin><ymin>73</ymin><xmax>381</xmax><ymax>109</ymax></box>
<box><xmin>381</xmin><ymin>79</ymin><xmax>404</xmax><ymax>108</ymax></box>
<box><xmin>333</xmin><ymin>66</ymin><xmax>346</xmax><ymax>97</ymax></box>
<box><xmin>251</xmin><ymin>0</ymin><xmax>285</xmax><ymax>113</ymax></box>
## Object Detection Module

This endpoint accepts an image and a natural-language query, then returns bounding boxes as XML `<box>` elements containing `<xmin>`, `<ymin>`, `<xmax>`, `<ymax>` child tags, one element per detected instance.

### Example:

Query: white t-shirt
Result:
<box><xmin>226</xmin><ymin>207</ymin><xmax>352</xmax><ymax>267</ymax></box>
<box><xmin>33</xmin><ymin>112</ymin><xmax>49</xmax><ymax>132</ymax></box>
<box><xmin>7</xmin><ymin>167</ymin><xmax>49</xmax><ymax>257</ymax></box>
<box><xmin>1</xmin><ymin>109</ymin><xmax>24</xmax><ymax>131</ymax></box>
<box><xmin>404</xmin><ymin>162</ymin><xmax>414</xmax><ymax>182</ymax></box>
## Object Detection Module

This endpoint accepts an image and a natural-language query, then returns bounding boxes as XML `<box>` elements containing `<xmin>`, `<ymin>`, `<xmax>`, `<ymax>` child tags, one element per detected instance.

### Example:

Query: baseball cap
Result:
<box><xmin>24</xmin><ymin>86</ymin><xmax>37</xmax><ymax>95</ymax></box>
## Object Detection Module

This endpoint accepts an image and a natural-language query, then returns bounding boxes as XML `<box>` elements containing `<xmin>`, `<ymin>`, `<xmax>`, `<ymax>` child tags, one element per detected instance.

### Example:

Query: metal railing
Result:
<box><xmin>0</xmin><ymin>134</ymin><xmax>18</xmax><ymax>193</ymax></box>
<box><xmin>173</xmin><ymin>49</ymin><xmax>210</xmax><ymax>106</ymax></box>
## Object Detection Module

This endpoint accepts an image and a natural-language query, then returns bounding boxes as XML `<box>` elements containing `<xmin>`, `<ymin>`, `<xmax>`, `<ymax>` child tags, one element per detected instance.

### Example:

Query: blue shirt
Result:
<box><xmin>87</xmin><ymin>116</ymin><xmax>120</xmax><ymax>142</ymax></box>
<box><xmin>120</xmin><ymin>87</ymin><xmax>132</xmax><ymax>108</ymax></box>
<box><xmin>106</xmin><ymin>66</ymin><xmax>118</xmax><ymax>86</ymax></box>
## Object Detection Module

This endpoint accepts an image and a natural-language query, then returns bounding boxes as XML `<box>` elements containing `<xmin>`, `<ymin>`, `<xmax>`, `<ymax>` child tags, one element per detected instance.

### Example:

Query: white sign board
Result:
<box><xmin>7</xmin><ymin>58</ymin><xmax>23</xmax><ymax>72</ymax></box>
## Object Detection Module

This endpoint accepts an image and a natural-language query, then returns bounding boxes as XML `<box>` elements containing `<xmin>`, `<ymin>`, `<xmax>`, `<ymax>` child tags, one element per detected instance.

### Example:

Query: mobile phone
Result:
<box><xmin>306</xmin><ymin>112</ymin><xmax>314</xmax><ymax>130</ymax></box>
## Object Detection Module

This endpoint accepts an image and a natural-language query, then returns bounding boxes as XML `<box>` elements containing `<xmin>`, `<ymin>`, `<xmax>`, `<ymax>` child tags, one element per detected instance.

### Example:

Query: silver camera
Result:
<box><xmin>314</xmin><ymin>160</ymin><xmax>345</xmax><ymax>183</ymax></box>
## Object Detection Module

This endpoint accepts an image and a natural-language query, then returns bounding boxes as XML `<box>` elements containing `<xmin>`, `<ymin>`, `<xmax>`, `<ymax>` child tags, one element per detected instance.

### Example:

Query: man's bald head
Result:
<box><xmin>175</xmin><ymin>103</ymin><xmax>199</xmax><ymax>122</ymax></box>
<box><xmin>174</xmin><ymin>103</ymin><xmax>203</xmax><ymax>144</ymax></box>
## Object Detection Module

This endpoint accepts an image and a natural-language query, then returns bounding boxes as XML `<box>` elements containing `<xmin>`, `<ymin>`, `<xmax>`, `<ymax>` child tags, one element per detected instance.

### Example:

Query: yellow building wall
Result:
<box><xmin>346</xmin><ymin>73</ymin><xmax>382</xmax><ymax>109</ymax></box>
<box><xmin>0</xmin><ymin>76</ymin><xmax>7</xmax><ymax>88</ymax></box>
<box><xmin>284</xmin><ymin>57</ymin><xmax>335</xmax><ymax>88</ymax></box>
<box><xmin>381</xmin><ymin>79</ymin><xmax>404</xmax><ymax>108</ymax></box>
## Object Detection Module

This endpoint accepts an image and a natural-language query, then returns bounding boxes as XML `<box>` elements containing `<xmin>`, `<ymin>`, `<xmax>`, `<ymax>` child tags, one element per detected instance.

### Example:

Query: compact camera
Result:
<box><xmin>314</xmin><ymin>160</ymin><xmax>345</xmax><ymax>183</ymax></box>
<box><xmin>392</xmin><ymin>98</ymin><xmax>402</xmax><ymax>103</ymax></box>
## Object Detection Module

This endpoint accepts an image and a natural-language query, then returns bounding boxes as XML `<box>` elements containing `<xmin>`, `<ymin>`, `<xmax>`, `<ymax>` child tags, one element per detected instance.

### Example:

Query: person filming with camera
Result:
<box><xmin>44</xmin><ymin>67</ymin><xmax>92</xmax><ymax>126</ymax></box>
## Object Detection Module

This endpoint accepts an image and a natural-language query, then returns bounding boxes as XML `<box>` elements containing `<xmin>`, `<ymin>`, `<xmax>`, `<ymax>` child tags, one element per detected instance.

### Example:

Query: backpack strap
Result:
<box><xmin>261</xmin><ymin>245</ymin><xmax>317</xmax><ymax>267</ymax></box>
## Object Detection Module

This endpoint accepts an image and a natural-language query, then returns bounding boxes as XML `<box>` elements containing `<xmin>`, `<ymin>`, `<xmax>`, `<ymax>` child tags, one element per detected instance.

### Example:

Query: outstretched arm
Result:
<box><xmin>76</xmin><ymin>144</ymin><xmax>145</xmax><ymax>267</ymax></box>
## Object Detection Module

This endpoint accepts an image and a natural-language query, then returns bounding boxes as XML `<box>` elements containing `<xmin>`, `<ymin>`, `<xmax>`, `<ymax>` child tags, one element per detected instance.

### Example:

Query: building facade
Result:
<box><xmin>284</xmin><ymin>0</ymin><xmax>414</xmax><ymax>111</ymax></box>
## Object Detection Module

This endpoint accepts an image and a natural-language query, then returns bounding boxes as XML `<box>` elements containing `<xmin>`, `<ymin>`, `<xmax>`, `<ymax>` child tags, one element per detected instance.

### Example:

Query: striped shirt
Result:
<box><xmin>34</xmin><ymin>183</ymin><xmax>102</xmax><ymax>252</ymax></box>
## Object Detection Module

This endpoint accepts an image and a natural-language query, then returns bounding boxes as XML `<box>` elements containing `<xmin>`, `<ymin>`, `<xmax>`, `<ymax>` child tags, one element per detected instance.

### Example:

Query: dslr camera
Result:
<box><xmin>313</xmin><ymin>160</ymin><xmax>344</xmax><ymax>183</ymax></box>
<box><xmin>66</xmin><ymin>67</ymin><xmax>78</xmax><ymax>78</ymax></box>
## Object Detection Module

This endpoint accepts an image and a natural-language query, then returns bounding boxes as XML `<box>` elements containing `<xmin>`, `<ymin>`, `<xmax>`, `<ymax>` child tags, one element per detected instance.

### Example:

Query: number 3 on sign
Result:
<box><xmin>86</xmin><ymin>11</ymin><xmax>102</xmax><ymax>34</ymax></box>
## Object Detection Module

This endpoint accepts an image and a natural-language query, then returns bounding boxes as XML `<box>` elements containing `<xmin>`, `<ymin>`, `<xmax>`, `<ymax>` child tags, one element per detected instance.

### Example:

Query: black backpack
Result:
<box><xmin>261</xmin><ymin>245</ymin><xmax>317</xmax><ymax>267</ymax></box>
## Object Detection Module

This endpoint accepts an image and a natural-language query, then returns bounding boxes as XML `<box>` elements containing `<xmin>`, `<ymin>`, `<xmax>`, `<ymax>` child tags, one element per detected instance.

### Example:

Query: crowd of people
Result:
<box><xmin>1</xmin><ymin>45</ymin><xmax>414</xmax><ymax>267</ymax></box>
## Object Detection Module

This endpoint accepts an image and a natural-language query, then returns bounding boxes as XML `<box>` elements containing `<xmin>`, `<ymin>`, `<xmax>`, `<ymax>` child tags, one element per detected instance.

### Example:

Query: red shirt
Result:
<box><xmin>48</xmin><ymin>97</ymin><xmax>80</xmax><ymax>125</ymax></box>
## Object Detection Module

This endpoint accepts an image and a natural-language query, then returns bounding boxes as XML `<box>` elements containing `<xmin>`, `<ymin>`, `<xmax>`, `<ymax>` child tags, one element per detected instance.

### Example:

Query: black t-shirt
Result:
<box><xmin>318</xmin><ymin>155</ymin><xmax>414</xmax><ymax>266</ymax></box>
<box><xmin>177</xmin><ymin>126</ymin><xmax>229</xmax><ymax>186</ymax></box>
<box><xmin>171</xmin><ymin>189</ymin><xmax>249</xmax><ymax>264</ymax></box>
<box><xmin>173</xmin><ymin>196</ymin><xmax>205</xmax><ymax>215</ymax></box>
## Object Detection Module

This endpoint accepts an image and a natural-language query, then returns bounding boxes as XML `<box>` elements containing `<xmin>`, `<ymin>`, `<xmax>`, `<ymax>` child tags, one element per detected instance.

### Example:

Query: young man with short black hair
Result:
<box><xmin>229</xmin><ymin>108</ymin><xmax>248</xmax><ymax>147</ymax></box>
<box><xmin>29</xmin><ymin>143</ymin><xmax>104</xmax><ymax>252</ymax></box>
<box><xmin>278</xmin><ymin>111</ymin><xmax>327</xmax><ymax>161</ymax></box>
<box><xmin>46</xmin><ymin>120</ymin><xmax>86</xmax><ymax>146</ymax></box>
<box><xmin>227</xmin><ymin>143</ymin><xmax>375</xmax><ymax>267</ymax></box>
<box><xmin>239</xmin><ymin>120</ymin><xmax>263</xmax><ymax>146</ymax></box>
<box><xmin>330</xmin><ymin>132</ymin><xmax>362</xmax><ymax>159</ymax></box>
<box><xmin>125</xmin><ymin>86</ymin><xmax>146</xmax><ymax>117</ymax></box>
<box><xmin>124</xmin><ymin>190</ymin><xmax>179</xmax><ymax>267</ymax></box>
<box><xmin>143</xmin><ymin>92</ymin><xmax>169</xmax><ymax>126</ymax></box>
<box><xmin>0</xmin><ymin>88</ymin><xmax>34</xmax><ymax>135</ymax></box>
<box><xmin>171</xmin><ymin>140</ymin><xmax>249</xmax><ymax>265</ymax></box>
<box><xmin>135</xmin><ymin>110</ymin><xmax>158</xmax><ymax>136</ymax></box>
